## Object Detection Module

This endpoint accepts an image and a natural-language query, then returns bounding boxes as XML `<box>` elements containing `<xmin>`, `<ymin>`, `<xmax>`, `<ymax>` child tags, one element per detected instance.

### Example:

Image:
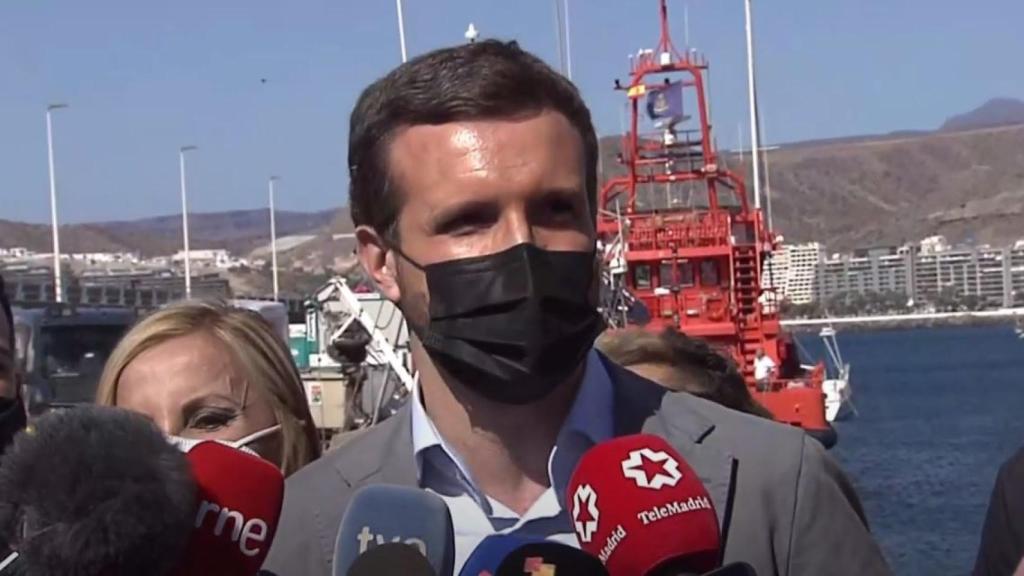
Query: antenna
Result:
<box><xmin>684</xmin><ymin>2</ymin><xmax>690</xmax><ymax>48</ymax></box>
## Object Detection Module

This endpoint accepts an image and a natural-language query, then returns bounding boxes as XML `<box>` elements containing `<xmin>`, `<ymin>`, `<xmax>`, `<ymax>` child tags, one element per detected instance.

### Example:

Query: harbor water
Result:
<box><xmin>799</xmin><ymin>325</ymin><xmax>1024</xmax><ymax>575</ymax></box>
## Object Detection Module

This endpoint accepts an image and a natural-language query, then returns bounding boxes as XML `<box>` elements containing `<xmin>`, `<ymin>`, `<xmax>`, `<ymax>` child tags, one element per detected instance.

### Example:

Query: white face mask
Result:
<box><xmin>166</xmin><ymin>424</ymin><xmax>282</xmax><ymax>458</ymax></box>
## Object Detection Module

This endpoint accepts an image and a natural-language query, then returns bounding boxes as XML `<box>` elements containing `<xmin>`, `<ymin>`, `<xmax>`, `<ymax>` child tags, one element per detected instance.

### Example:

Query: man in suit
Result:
<box><xmin>263</xmin><ymin>40</ymin><xmax>890</xmax><ymax>576</ymax></box>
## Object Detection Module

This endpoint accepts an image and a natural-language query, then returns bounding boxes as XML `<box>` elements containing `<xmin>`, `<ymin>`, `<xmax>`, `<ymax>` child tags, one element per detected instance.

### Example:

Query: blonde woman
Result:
<box><xmin>96</xmin><ymin>299</ymin><xmax>320</xmax><ymax>476</ymax></box>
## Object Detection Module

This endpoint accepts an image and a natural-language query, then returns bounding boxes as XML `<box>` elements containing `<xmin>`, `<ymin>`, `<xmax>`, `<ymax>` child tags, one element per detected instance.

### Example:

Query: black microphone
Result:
<box><xmin>493</xmin><ymin>541</ymin><xmax>609</xmax><ymax>576</ymax></box>
<box><xmin>0</xmin><ymin>405</ymin><xmax>197</xmax><ymax>576</ymax></box>
<box><xmin>346</xmin><ymin>542</ymin><xmax>437</xmax><ymax>576</ymax></box>
<box><xmin>651</xmin><ymin>562</ymin><xmax>758</xmax><ymax>576</ymax></box>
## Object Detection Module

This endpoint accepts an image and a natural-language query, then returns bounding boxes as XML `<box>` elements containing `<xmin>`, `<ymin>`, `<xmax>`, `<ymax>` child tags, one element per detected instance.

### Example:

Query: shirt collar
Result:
<box><xmin>410</xmin><ymin>349</ymin><xmax>614</xmax><ymax>487</ymax></box>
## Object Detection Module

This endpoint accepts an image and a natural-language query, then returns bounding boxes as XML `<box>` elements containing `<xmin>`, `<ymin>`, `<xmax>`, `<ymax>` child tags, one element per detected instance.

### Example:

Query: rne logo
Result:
<box><xmin>194</xmin><ymin>500</ymin><xmax>269</xmax><ymax>557</ymax></box>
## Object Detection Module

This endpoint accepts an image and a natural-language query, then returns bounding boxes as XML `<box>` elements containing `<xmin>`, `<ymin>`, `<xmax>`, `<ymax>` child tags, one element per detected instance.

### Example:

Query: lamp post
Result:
<box><xmin>45</xmin><ymin>103</ymin><xmax>68</xmax><ymax>303</ymax></box>
<box><xmin>179</xmin><ymin>145</ymin><xmax>197</xmax><ymax>299</ymax></box>
<box><xmin>395</xmin><ymin>0</ymin><xmax>408</xmax><ymax>63</ymax></box>
<box><xmin>744</xmin><ymin>0</ymin><xmax>764</xmax><ymax>209</ymax></box>
<box><xmin>268</xmin><ymin>176</ymin><xmax>280</xmax><ymax>301</ymax></box>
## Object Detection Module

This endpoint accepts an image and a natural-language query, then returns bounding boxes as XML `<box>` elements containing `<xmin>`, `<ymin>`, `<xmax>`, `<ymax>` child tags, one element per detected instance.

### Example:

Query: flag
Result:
<box><xmin>645</xmin><ymin>81</ymin><xmax>684</xmax><ymax>124</ymax></box>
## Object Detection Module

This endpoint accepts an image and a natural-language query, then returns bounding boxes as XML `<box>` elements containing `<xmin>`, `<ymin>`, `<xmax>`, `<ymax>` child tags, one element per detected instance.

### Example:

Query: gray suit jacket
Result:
<box><xmin>263</xmin><ymin>360</ymin><xmax>891</xmax><ymax>576</ymax></box>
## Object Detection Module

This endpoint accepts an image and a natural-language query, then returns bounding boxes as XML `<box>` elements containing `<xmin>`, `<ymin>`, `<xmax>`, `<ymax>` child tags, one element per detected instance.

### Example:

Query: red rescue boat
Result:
<box><xmin>597</xmin><ymin>0</ymin><xmax>834</xmax><ymax>447</ymax></box>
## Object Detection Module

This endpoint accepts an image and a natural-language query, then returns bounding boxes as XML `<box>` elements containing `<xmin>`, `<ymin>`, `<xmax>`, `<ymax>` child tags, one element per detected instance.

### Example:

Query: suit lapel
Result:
<box><xmin>604</xmin><ymin>354</ymin><xmax>738</xmax><ymax>536</ymax></box>
<box><xmin>335</xmin><ymin>403</ymin><xmax>419</xmax><ymax>488</ymax></box>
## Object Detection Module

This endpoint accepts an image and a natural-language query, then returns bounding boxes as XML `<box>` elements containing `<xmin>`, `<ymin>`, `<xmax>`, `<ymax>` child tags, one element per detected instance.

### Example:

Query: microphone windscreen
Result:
<box><xmin>494</xmin><ymin>541</ymin><xmax>609</xmax><ymax>576</ymax></box>
<box><xmin>346</xmin><ymin>542</ymin><xmax>437</xmax><ymax>576</ymax></box>
<box><xmin>171</xmin><ymin>441</ymin><xmax>284</xmax><ymax>576</ymax></box>
<box><xmin>459</xmin><ymin>534</ymin><xmax>547</xmax><ymax>576</ymax></box>
<box><xmin>333</xmin><ymin>485</ymin><xmax>454</xmax><ymax>576</ymax></box>
<box><xmin>0</xmin><ymin>405</ymin><xmax>196</xmax><ymax>576</ymax></box>
<box><xmin>566</xmin><ymin>434</ymin><xmax>721</xmax><ymax>576</ymax></box>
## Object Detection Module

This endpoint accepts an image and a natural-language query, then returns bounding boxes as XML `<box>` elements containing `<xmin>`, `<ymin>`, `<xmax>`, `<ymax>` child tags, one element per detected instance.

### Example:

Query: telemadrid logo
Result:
<box><xmin>621</xmin><ymin>448</ymin><xmax>683</xmax><ymax>490</ymax></box>
<box><xmin>572</xmin><ymin>484</ymin><xmax>600</xmax><ymax>543</ymax></box>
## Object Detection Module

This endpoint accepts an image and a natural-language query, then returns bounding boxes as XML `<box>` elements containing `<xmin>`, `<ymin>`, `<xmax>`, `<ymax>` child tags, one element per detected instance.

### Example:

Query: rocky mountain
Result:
<box><xmin>5</xmin><ymin>99</ymin><xmax>1024</xmax><ymax>266</ymax></box>
<box><xmin>941</xmin><ymin>98</ymin><xmax>1024</xmax><ymax>132</ymax></box>
<box><xmin>599</xmin><ymin>99</ymin><xmax>1024</xmax><ymax>251</ymax></box>
<box><xmin>0</xmin><ymin>208</ymin><xmax>338</xmax><ymax>258</ymax></box>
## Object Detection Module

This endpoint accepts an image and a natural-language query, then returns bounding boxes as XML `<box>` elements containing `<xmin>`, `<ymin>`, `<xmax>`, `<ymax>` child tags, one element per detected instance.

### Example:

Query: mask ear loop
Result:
<box><xmin>232</xmin><ymin>423</ymin><xmax>282</xmax><ymax>448</ymax></box>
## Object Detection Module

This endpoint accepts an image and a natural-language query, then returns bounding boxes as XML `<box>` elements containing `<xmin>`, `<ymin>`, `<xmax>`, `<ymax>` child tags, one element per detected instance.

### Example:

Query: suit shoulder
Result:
<box><xmin>664</xmin><ymin>392</ymin><xmax>808</xmax><ymax>471</ymax></box>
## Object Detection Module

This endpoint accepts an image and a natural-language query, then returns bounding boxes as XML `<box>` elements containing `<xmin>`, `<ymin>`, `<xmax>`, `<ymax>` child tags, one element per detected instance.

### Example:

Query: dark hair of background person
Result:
<box><xmin>0</xmin><ymin>273</ymin><xmax>12</xmax><ymax>343</ymax></box>
<box><xmin>347</xmin><ymin>39</ymin><xmax>599</xmax><ymax>241</ymax></box>
<box><xmin>597</xmin><ymin>327</ymin><xmax>775</xmax><ymax>419</ymax></box>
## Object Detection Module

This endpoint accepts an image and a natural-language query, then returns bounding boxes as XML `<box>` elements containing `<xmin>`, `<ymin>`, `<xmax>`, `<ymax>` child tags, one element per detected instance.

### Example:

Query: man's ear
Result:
<box><xmin>355</xmin><ymin>225</ymin><xmax>401</xmax><ymax>303</ymax></box>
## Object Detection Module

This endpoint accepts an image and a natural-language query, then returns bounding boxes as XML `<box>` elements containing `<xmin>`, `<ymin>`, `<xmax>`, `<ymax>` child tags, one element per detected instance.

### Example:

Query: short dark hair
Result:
<box><xmin>597</xmin><ymin>327</ymin><xmax>774</xmax><ymax>419</ymax></box>
<box><xmin>347</xmin><ymin>39</ymin><xmax>599</xmax><ymax>240</ymax></box>
<box><xmin>0</xmin><ymin>273</ymin><xmax>12</xmax><ymax>340</ymax></box>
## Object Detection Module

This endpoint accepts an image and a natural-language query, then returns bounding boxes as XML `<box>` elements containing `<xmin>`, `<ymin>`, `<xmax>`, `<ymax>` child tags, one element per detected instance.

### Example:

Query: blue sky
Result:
<box><xmin>1</xmin><ymin>0</ymin><xmax>1022</xmax><ymax>224</ymax></box>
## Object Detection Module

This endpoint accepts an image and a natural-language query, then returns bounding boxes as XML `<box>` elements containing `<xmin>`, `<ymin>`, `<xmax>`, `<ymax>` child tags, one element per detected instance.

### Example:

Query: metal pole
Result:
<box><xmin>553</xmin><ymin>0</ymin><xmax>567</xmax><ymax>76</ymax></box>
<box><xmin>563</xmin><ymin>0</ymin><xmax>573</xmax><ymax>80</ymax></box>
<box><xmin>45</xmin><ymin>104</ymin><xmax>68</xmax><ymax>303</ymax></box>
<box><xmin>762</xmin><ymin>122</ymin><xmax>774</xmax><ymax>230</ymax></box>
<box><xmin>179</xmin><ymin>146</ymin><xmax>197</xmax><ymax>299</ymax></box>
<box><xmin>744</xmin><ymin>0</ymin><xmax>763</xmax><ymax>209</ymax></box>
<box><xmin>395</xmin><ymin>0</ymin><xmax>408</xmax><ymax>63</ymax></box>
<box><xmin>269</xmin><ymin>176</ymin><xmax>280</xmax><ymax>301</ymax></box>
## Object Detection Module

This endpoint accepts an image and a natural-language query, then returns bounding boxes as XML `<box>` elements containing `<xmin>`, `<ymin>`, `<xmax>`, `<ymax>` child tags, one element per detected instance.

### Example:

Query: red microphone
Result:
<box><xmin>566</xmin><ymin>434</ymin><xmax>721</xmax><ymax>576</ymax></box>
<box><xmin>172</xmin><ymin>441</ymin><xmax>285</xmax><ymax>576</ymax></box>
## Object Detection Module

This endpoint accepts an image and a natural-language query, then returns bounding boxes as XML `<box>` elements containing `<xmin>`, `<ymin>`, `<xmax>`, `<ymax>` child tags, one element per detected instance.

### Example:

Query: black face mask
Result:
<box><xmin>395</xmin><ymin>243</ymin><xmax>605</xmax><ymax>405</ymax></box>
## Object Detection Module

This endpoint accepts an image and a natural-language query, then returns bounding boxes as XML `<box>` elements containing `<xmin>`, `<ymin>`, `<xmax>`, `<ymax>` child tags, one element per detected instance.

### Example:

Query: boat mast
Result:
<box><xmin>744</xmin><ymin>0</ymin><xmax>763</xmax><ymax>210</ymax></box>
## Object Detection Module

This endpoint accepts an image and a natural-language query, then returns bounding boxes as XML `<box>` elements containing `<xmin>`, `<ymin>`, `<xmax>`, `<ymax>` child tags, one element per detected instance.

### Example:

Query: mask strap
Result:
<box><xmin>0</xmin><ymin>551</ymin><xmax>19</xmax><ymax>572</ymax></box>
<box><xmin>233</xmin><ymin>423</ymin><xmax>282</xmax><ymax>448</ymax></box>
<box><xmin>388</xmin><ymin>243</ymin><xmax>425</xmax><ymax>272</ymax></box>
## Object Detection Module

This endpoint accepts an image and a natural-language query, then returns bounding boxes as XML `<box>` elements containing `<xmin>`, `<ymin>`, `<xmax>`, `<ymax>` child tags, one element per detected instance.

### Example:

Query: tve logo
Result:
<box><xmin>194</xmin><ymin>500</ymin><xmax>269</xmax><ymax>557</ymax></box>
<box><xmin>356</xmin><ymin>526</ymin><xmax>427</xmax><ymax>556</ymax></box>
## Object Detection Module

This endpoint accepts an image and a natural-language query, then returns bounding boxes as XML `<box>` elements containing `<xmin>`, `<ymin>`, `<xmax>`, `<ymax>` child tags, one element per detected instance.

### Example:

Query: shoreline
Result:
<box><xmin>783</xmin><ymin>314</ymin><xmax>1019</xmax><ymax>333</ymax></box>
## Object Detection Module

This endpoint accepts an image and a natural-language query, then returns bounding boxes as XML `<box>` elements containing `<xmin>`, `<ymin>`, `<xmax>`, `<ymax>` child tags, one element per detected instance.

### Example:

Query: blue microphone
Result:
<box><xmin>458</xmin><ymin>534</ymin><xmax>547</xmax><ymax>576</ymax></box>
<box><xmin>332</xmin><ymin>485</ymin><xmax>455</xmax><ymax>576</ymax></box>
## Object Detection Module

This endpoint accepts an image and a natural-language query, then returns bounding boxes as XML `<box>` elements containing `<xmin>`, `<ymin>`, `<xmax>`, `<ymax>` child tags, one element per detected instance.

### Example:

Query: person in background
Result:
<box><xmin>0</xmin><ymin>273</ymin><xmax>27</xmax><ymax>454</ymax></box>
<box><xmin>974</xmin><ymin>447</ymin><xmax>1024</xmax><ymax>576</ymax></box>
<box><xmin>596</xmin><ymin>327</ymin><xmax>774</xmax><ymax>419</ymax></box>
<box><xmin>753</xmin><ymin>347</ymin><xmax>777</xmax><ymax>392</ymax></box>
<box><xmin>264</xmin><ymin>39</ymin><xmax>889</xmax><ymax>576</ymax></box>
<box><xmin>95</xmin><ymin>299</ymin><xmax>320</xmax><ymax>476</ymax></box>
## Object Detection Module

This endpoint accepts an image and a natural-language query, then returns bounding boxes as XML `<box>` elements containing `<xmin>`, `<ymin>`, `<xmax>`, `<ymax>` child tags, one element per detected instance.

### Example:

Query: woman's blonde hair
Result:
<box><xmin>96</xmin><ymin>299</ymin><xmax>321</xmax><ymax>476</ymax></box>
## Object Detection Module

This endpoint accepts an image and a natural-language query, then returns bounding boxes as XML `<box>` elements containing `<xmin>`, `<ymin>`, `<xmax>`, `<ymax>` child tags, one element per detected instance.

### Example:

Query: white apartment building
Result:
<box><xmin>765</xmin><ymin>242</ymin><xmax>822</xmax><ymax>305</ymax></box>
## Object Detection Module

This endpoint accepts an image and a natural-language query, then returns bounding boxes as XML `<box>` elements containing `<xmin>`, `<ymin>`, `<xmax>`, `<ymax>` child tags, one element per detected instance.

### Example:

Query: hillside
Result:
<box><xmin>941</xmin><ymin>98</ymin><xmax>1024</xmax><ymax>132</ymax></box>
<box><xmin>0</xmin><ymin>208</ymin><xmax>338</xmax><ymax>258</ymax></box>
<box><xmin>6</xmin><ymin>98</ymin><xmax>1024</xmax><ymax>265</ymax></box>
<box><xmin>599</xmin><ymin>101</ymin><xmax>1024</xmax><ymax>251</ymax></box>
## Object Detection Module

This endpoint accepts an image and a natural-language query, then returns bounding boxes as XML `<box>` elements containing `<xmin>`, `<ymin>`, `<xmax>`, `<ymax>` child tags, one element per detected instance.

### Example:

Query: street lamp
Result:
<box><xmin>395</xmin><ymin>0</ymin><xmax>408</xmax><ymax>63</ymax></box>
<box><xmin>46</xmin><ymin>103</ymin><xmax>68</xmax><ymax>303</ymax></box>
<box><xmin>179</xmin><ymin>145</ymin><xmax>197</xmax><ymax>299</ymax></box>
<box><xmin>268</xmin><ymin>176</ymin><xmax>280</xmax><ymax>301</ymax></box>
<box><xmin>744</xmin><ymin>0</ymin><xmax>764</xmax><ymax>210</ymax></box>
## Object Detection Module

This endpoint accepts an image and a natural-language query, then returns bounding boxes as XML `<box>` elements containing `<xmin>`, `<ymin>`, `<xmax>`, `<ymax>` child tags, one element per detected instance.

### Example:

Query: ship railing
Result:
<box><xmin>622</xmin><ymin>211</ymin><xmax>731</xmax><ymax>252</ymax></box>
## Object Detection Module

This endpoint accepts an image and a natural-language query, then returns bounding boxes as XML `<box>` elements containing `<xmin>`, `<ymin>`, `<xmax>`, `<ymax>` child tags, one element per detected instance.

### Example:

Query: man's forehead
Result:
<box><xmin>386</xmin><ymin>112</ymin><xmax>583</xmax><ymax>193</ymax></box>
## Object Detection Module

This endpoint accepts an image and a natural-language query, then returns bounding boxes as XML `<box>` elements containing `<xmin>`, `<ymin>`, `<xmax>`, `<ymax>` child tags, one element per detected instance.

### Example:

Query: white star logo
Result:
<box><xmin>620</xmin><ymin>448</ymin><xmax>683</xmax><ymax>490</ymax></box>
<box><xmin>571</xmin><ymin>484</ymin><xmax>600</xmax><ymax>543</ymax></box>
